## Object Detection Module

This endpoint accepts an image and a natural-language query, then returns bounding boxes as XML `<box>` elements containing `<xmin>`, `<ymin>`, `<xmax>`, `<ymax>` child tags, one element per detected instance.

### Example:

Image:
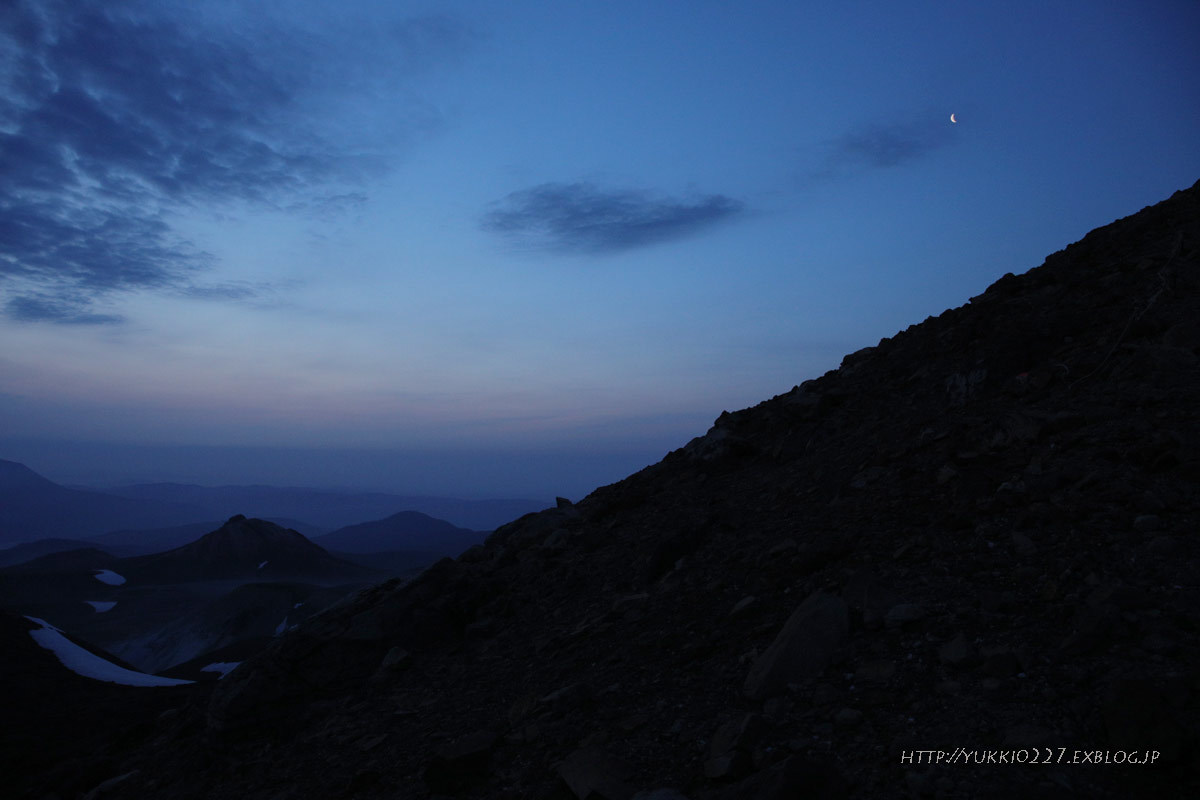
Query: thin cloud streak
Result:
<box><xmin>482</xmin><ymin>182</ymin><xmax>744</xmax><ymax>254</ymax></box>
<box><xmin>810</xmin><ymin>118</ymin><xmax>956</xmax><ymax>182</ymax></box>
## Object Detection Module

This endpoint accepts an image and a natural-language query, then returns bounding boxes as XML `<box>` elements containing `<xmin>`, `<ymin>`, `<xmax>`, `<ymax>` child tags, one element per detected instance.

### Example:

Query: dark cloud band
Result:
<box><xmin>482</xmin><ymin>182</ymin><xmax>744</xmax><ymax>253</ymax></box>
<box><xmin>814</xmin><ymin>117</ymin><xmax>955</xmax><ymax>180</ymax></box>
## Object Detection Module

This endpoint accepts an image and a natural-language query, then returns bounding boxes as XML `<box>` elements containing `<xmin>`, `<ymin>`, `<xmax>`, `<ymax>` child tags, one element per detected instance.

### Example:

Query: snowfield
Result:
<box><xmin>85</xmin><ymin>600</ymin><xmax>117</xmax><ymax>612</ymax></box>
<box><xmin>93</xmin><ymin>569</ymin><xmax>126</xmax><ymax>586</ymax></box>
<box><xmin>201</xmin><ymin>662</ymin><xmax>241</xmax><ymax>679</ymax></box>
<box><xmin>25</xmin><ymin>617</ymin><xmax>192</xmax><ymax>687</ymax></box>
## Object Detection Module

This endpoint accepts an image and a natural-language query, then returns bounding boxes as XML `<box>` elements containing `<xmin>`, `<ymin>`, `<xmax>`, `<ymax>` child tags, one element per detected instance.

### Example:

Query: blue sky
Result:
<box><xmin>2</xmin><ymin>0</ymin><xmax>1198</xmax><ymax>498</ymax></box>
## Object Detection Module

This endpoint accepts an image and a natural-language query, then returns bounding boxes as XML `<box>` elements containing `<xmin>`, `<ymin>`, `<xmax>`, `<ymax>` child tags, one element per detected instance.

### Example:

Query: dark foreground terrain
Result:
<box><xmin>12</xmin><ymin>180</ymin><xmax>1199</xmax><ymax>798</ymax></box>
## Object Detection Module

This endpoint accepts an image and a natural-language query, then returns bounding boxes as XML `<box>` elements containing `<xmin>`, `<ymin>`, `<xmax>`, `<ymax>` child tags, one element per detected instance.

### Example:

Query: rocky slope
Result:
<box><xmin>66</xmin><ymin>180</ymin><xmax>1200</xmax><ymax>799</ymax></box>
<box><xmin>111</xmin><ymin>580</ymin><xmax>354</xmax><ymax>674</ymax></box>
<box><xmin>0</xmin><ymin>612</ymin><xmax>196</xmax><ymax>799</ymax></box>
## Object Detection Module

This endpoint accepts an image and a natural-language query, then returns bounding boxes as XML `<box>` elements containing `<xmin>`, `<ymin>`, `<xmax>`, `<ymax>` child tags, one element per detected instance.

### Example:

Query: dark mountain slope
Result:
<box><xmin>0</xmin><ymin>612</ymin><xmax>197</xmax><ymax>799</ymax></box>
<box><xmin>86</xmin><ymin>521</ymin><xmax>224</xmax><ymax>557</ymax></box>
<box><xmin>328</xmin><ymin>548</ymin><xmax>454</xmax><ymax>578</ymax></box>
<box><xmin>93</xmin><ymin>181</ymin><xmax>1200</xmax><ymax>799</ymax></box>
<box><xmin>112</xmin><ymin>581</ymin><xmax>355</xmax><ymax>674</ymax></box>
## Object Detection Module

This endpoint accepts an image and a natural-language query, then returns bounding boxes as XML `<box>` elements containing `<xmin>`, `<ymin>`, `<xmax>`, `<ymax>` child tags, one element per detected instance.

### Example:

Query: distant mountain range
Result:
<box><xmin>313</xmin><ymin>510</ymin><xmax>486</xmax><ymax>555</ymax></box>
<box><xmin>0</xmin><ymin>460</ymin><xmax>198</xmax><ymax>544</ymax></box>
<box><xmin>100</xmin><ymin>481</ymin><xmax>546</xmax><ymax>532</ymax></box>
<box><xmin>0</xmin><ymin>458</ymin><xmax>548</xmax><ymax>546</ymax></box>
<box><xmin>0</xmin><ymin>517</ymin><xmax>376</xmax><ymax>618</ymax></box>
<box><xmin>0</xmin><ymin>516</ymin><xmax>386</xmax><ymax>674</ymax></box>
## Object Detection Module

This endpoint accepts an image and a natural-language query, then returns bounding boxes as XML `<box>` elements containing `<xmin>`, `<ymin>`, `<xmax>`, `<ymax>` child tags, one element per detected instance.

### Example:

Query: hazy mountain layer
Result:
<box><xmin>0</xmin><ymin>462</ymin><xmax>547</xmax><ymax>545</ymax></box>
<box><xmin>0</xmin><ymin>460</ymin><xmax>199</xmax><ymax>545</ymax></box>
<box><xmin>104</xmin><ymin>483</ymin><xmax>546</xmax><ymax>531</ymax></box>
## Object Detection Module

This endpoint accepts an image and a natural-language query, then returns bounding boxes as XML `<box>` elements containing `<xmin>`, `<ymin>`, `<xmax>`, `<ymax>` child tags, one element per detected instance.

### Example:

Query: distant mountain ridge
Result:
<box><xmin>0</xmin><ymin>459</ymin><xmax>199</xmax><ymax>545</ymax></box>
<box><xmin>0</xmin><ymin>461</ymin><xmax>548</xmax><ymax>545</ymax></box>
<box><xmin>104</xmin><ymin>482</ymin><xmax>546</xmax><ymax>531</ymax></box>
<box><xmin>0</xmin><ymin>460</ymin><xmax>57</xmax><ymax>490</ymax></box>
<box><xmin>314</xmin><ymin>510</ymin><xmax>486</xmax><ymax>555</ymax></box>
<box><xmin>0</xmin><ymin>538</ymin><xmax>106</xmax><ymax>568</ymax></box>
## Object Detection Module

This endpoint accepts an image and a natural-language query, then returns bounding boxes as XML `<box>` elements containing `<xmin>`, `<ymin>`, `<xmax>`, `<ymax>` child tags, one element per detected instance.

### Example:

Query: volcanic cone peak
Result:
<box><xmin>115</xmin><ymin>516</ymin><xmax>377</xmax><ymax>584</ymax></box>
<box><xmin>188</xmin><ymin>515</ymin><xmax>325</xmax><ymax>560</ymax></box>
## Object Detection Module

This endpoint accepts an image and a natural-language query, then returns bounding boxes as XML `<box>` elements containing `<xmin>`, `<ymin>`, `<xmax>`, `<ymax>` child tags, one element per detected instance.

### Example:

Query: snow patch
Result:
<box><xmin>293</xmin><ymin>602</ymin><xmax>304</xmax><ymax>609</ymax></box>
<box><xmin>201</xmin><ymin>662</ymin><xmax>241</xmax><ymax>679</ymax></box>
<box><xmin>257</xmin><ymin>560</ymin><xmax>268</xmax><ymax>570</ymax></box>
<box><xmin>85</xmin><ymin>600</ymin><xmax>117</xmax><ymax>613</ymax></box>
<box><xmin>93</xmin><ymin>569</ymin><xmax>126</xmax><ymax>586</ymax></box>
<box><xmin>24</xmin><ymin>617</ymin><xmax>192</xmax><ymax>687</ymax></box>
<box><xmin>274</xmin><ymin>616</ymin><xmax>288</xmax><ymax>636</ymax></box>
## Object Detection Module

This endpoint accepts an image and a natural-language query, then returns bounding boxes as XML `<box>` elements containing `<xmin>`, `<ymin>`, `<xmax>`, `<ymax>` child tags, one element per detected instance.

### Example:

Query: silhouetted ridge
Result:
<box><xmin>69</xmin><ymin>180</ymin><xmax>1200</xmax><ymax>799</ymax></box>
<box><xmin>0</xmin><ymin>461</ymin><xmax>202</xmax><ymax>544</ymax></box>
<box><xmin>3</xmin><ymin>548</ymin><xmax>115</xmax><ymax>574</ymax></box>
<box><xmin>116</xmin><ymin>517</ymin><xmax>377</xmax><ymax>584</ymax></box>
<box><xmin>0</xmin><ymin>459</ymin><xmax>57</xmax><ymax>491</ymax></box>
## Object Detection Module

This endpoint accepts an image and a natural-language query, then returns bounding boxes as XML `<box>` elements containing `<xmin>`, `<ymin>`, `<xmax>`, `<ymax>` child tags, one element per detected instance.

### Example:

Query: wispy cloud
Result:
<box><xmin>482</xmin><ymin>182</ymin><xmax>744</xmax><ymax>254</ymax></box>
<box><xmin>812</xmin><ymin>118</ymin><xmax>955</xmax><ymax>181</ymax></box>
<box><xmin>0</xmin><ymin>0</ymin><xmax>470</xmax><ymax>323</ymax></box>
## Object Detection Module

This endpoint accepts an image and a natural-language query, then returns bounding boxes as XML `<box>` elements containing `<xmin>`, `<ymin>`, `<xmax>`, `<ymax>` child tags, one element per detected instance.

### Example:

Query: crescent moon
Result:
<box><xmin>950</xmin><ymin>113</ymin><xmax>957</xmax><ymax>123</ymax></box>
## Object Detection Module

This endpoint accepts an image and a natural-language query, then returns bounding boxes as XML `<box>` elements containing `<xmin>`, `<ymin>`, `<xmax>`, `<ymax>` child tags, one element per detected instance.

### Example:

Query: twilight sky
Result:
<box><xmin>2</xmin><ymin>0</ymin><xmax>1199</xmax><ymax>499</ymax></box>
